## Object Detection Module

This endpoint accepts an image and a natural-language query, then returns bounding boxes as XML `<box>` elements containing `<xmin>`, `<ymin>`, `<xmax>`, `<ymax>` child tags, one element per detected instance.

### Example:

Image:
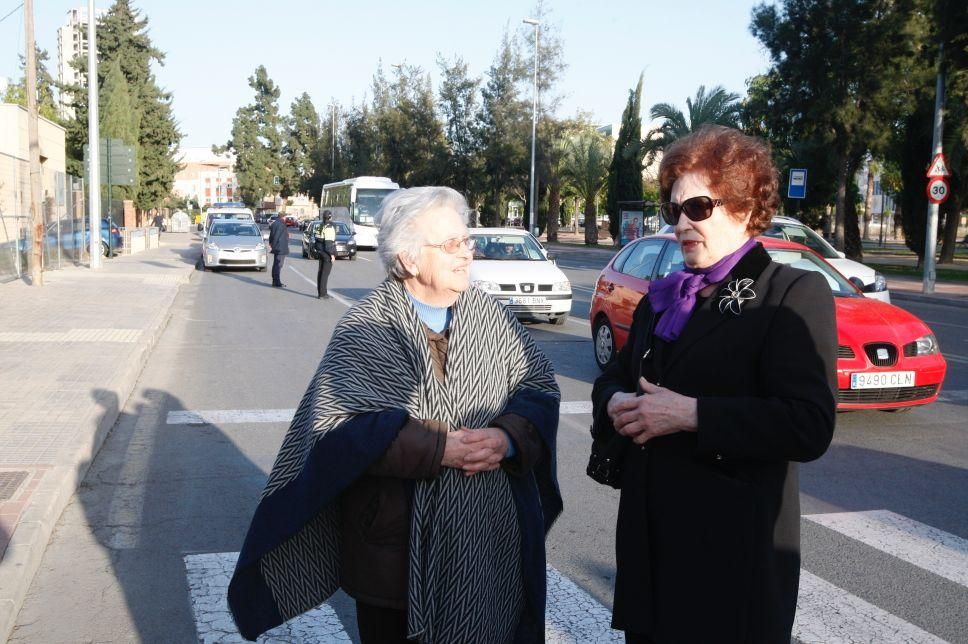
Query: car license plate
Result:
<box><xmin>850</xmin><ymin>371</ymin><xmax>915</xmax><ymax>389</ymax></box>
<box><xmin>509</xmin><ymin>296</ymin><xmax>546</xmax><ymax>305</ymax></box>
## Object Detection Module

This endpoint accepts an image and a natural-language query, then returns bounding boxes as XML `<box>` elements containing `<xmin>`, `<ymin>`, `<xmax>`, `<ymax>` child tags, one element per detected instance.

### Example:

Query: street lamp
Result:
<box><xmin>523</xmin><ymin>17</ymin><xmax>539</xmax><ymax>235</ymax></box>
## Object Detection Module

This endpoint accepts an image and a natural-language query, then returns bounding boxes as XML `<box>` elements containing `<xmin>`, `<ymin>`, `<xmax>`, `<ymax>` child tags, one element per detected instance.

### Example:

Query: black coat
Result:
<box><xmin>268</xmin><ymin>218</ymin><xmax>290</xmax><ymax>255</ymax></box>
<box><xmin>591</xmin><ymin>244</ymin><xmax>837</xmax><ymax>643</ymax></box>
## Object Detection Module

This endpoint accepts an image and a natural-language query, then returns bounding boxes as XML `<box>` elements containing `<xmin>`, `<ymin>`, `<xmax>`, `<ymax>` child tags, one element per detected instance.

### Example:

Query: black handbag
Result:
<box><xmin>586</xmin><ymin>309</ymin><xmax>658</xmax><ymax>489</ymax></box>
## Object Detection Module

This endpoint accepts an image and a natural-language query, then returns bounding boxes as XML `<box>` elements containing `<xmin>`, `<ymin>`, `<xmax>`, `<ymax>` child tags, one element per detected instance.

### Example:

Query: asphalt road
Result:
<box><xmin>10</xmin><ymin>231</ymin><xmax>967</xmax><ymax>643</ymax></box>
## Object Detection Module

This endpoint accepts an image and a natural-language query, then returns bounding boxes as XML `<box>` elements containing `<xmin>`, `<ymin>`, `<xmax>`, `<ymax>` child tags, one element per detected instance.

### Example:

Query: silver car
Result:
<box><xmin>202</xmin><ymin>221</ymin><xmax>268</xmax><ymax>271</ymax></box>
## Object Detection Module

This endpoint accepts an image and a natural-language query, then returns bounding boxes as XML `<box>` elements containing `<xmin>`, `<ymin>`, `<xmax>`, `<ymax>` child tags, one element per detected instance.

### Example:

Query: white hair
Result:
<box><xmin>376</xmin><ymin>186</ymin><xmax>469</xmax><ymax>279</ymax></box>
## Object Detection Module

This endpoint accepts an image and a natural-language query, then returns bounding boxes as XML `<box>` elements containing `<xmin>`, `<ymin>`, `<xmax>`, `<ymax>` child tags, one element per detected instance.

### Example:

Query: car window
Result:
<box><xmin>765</xmin><ymin>223</ymin><xmax>837</xmax><ymax>259</ymax></box>
<box><xmin>766</xmin><ymin>249</ymin><xmax>859</xmax><ymax>296</ymax></box>
<box><xmin>657</xmin><ymin>243</ymin><xmax>685</xmax><ymax>278</ymax></box>
<box><xmin>611</xmin><ymin>242</ymin><xmax>638</xmax><ymax>273</ymax></box>
<box><xmin>334</xmin><ymin>222</ymin><xmax>350</xmax><ymax>235</ymax></box>
<box><xmin>618</xmin><ymin>240</ymin><xmax>664</xmax><ymax>280</ymax></box>
<box><xmin>470</xmin><ymin>234</ymin><xmax>545</xmax><ymax>260</ymax></box>
<box><xmin>235</xmin><ymin>225</ymin><xmax>260</xmax><ymax>236</ymax></box>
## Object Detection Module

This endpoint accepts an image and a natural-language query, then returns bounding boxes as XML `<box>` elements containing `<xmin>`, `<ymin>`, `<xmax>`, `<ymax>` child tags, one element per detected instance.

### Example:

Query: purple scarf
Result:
<box><xmin>648</xmin><ymin>238</ymin><xmax>758</xmax><ymax>342</ymax></box>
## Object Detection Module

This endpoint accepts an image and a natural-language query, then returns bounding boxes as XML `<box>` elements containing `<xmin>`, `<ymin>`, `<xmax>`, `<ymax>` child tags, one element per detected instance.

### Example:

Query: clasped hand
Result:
<box><xmin>607</xmin><ymin>377</ymin><xmax>698</xmax><ymax>444</ymax></box>
<box><xmin>441</xmin><ymin>427</ymin><xmax>510</xmax><ymax>476</ymax></box>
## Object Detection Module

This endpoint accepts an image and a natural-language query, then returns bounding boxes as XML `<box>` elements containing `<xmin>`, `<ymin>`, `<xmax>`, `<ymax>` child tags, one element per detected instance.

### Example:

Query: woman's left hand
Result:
<box><xmin>612</xmin><ymin>378</ymin><xmax>698</xmax><ymax>444</ymax></box>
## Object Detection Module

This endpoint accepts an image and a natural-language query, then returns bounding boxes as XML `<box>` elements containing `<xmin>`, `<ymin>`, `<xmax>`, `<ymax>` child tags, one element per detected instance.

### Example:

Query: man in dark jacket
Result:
<box><xmin>268</xmin><ymin>215</ymin><xmax>290</xmax><ymax>287</ymax></box>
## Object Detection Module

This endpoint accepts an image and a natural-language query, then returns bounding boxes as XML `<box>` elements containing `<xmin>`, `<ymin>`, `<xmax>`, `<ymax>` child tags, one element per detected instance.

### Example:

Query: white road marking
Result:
<box><xmin>168</xmin><ymin>403</ymin><xmax>594</xmax><ymax>426</ymax></box>
<box><xmin>942</xmin><ymin>353</ymin><xmax>968</xmax><ymax>365</ymax></box>
<box><xmin>805</xmin><ymin>510</ymin><xmax>968</xmax><ymax>588</ymax></box>
<box><xmin>794</xmin><ymin>570</ymin><xmax>946</xmax><ymax>643</ymax></box>
<box><xmin>185</xmin><ymin>553</ymin><xmax>621</xmax><ymax>643</ymax></box>
<box><xmin>938</xmin><ymin>389</ymin><xmax>968</xmax><ymax>403</ymax></box>
<box><xmin>545</xmin><ymin>565</ymin><xmax>623</xmax><ymax>642</ymax></box>
<box><xmin>566</xmin><ymin>316</ymin><xmax>591</xmax><ymax>329</ymax></box>
<box><xmin>288</xmin><ymin>265</ymin><xmax>353</xmax><ymax>307</ymax></box>
<box><xmin>184</xmin><ymin>552</ymin><xmax>351</xmax><ymax>643</ymax></box>
<box><xmin>167</xmin><ymin>409</ymin><xmax>296</xmax><ymax>425</ymax></box>
<box><xmin>355</xmin><ymin>255</ymin><xmax>372</xmax><ymax>262</ymax></box>
<box><xmin>105</xmin><ymin>390</ymin><xmax>164</xmax><ymax>549</ymax></box>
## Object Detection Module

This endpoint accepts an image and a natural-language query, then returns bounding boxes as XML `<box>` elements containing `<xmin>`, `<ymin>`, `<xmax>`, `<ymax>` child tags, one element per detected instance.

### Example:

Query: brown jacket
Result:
<box><xmin>338</xmin><ymin>325</ymin><xmax>543</xmax><ymax>608</ymax></box>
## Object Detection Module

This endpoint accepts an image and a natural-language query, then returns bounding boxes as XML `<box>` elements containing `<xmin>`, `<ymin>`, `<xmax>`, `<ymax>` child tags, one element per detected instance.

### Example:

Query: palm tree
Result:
<box><xmin>562</xmin><ymin>129</ymin><xmax>610</xmax><ymax>245</ymax></box>
<box><xmin>644</xmin><ymin>85</ymin><xmax>742</xmax><ymax>161</ymax></box>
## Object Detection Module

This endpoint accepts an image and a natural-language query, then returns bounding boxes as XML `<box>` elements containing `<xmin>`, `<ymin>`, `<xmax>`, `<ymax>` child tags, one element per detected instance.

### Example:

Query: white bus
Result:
<box><xmin>320</xmin><ymin>176</ymin><xmax>400</xmax><ymax>248</ymax></box>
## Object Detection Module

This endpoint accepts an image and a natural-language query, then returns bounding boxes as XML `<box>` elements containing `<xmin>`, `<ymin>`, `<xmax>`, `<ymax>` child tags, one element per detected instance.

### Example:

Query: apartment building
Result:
<box><xmin>172</xmin><ymin>148</ymin><xmax>238</xmax><ymax>208</ymax></box>
<box><xmin>56</xmin><ymin>7</ymin><xmax>104</xmax><ymax>119</ymax></box>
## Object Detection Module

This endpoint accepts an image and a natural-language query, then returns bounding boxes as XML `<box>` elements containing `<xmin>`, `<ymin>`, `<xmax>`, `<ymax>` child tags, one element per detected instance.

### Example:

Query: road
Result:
<box><xmin>10</xmin><ymin>230</ymin><xmax>968</xmax><ymax>643</ymax></box>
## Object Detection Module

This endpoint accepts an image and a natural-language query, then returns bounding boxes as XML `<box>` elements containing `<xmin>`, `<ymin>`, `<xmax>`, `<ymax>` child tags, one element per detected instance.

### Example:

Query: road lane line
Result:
<box><xmin>794</xmin><ymin>570</ymin><xmax>946</xmax><ymax>643</ymax></box>
<box><xmin>942</xmin><ymin>352</ymin><xmax>968</xmax><ymax>365</ymax></box>
<box><xmin>288</xmin><ymin>264</ymin><xmax>353</xmax><ymax>307</ymax></box>
<box><xmin>804</xmin><ymin>510</ymin><xmax>968</xmax><ymax>588</ymax></box>
<box><xmin>184</xmin><ymin>552</ymin><xmax>351</xmax><ymax>642</ymax></box>
<box><xmin>168</xmin><ymin>402</ymin><xmax>595</xmax><ymax>426</ymax></box>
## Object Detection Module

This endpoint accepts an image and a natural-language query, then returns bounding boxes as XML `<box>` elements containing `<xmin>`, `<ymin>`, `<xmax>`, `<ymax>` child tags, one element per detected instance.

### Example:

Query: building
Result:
<box><xmin>56</xmin><ymin>7</ymin><xmax>104</xmax><ymax>119</ymax></box>
<box><xmin>172</xmin><ymin>147</ymin><xmax>238</xmax><ymax>208</ymax></box>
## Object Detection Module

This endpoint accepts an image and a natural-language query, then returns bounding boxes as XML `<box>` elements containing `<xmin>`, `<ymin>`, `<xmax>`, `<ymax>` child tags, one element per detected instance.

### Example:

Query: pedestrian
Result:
<box><xmin>228</xmin><ymin>186</ymin><xmax>562</xmax><ymax>643</ymax></box>
<box><xmin>152</xmin><ymin>212</ymin><xmax>164</xmax><ymax>239</ymax></box>
<box><xmin>267</xmin><ymin>212</ymin><xmax>289</xmax><ymax>287</ymax></box>
<box><xmin>314</xmin><ymin>210</ymin><xmax>337</xmax><ymax>299</ymax></box>
<box><xmin>589</xmin><ymin>125</ymin><xmax>837</xmax><ymax>643</ymax></box>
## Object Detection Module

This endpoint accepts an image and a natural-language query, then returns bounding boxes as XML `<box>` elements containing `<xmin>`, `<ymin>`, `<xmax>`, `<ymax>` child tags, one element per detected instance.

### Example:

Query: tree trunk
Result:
<box><xmin>863</xmin><ymin>168</ymin><xmax>874</xmax><ymax>241</ymax></box>
<box><xmin>938</xmin><ymin>174</ymin><xmax>961</xmax><ymax>264</ymax></box>
<box><xmin>493</xmin><ymin>190</ymin><xmax>503</xmax><ymax>227</ymax></box>
<box><xmin>547</xmin><ymin>184</ymin><xmax>560</xmax><ymax>243</ymax></box>
<box><xmin>834</xmin><ymin>151</ymin><xmax>848</xmax><ymax>251</ymax></box>
<box><xmin>584</xmin><ymin>199</ymin><xmax>597</xmax><ymax>245</ymax></box>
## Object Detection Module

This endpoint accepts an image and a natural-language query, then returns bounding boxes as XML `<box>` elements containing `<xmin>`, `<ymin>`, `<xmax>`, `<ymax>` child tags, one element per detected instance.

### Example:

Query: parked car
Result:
<box><xmin>590</xmin><ymin>233</ymin><xmax>946</xmax><ymax>411</ymax></box>
<box><xmin>30</xmin><ymin>218</ymin><xmax>123</xmax><ymax>257</ymax></box>
<box><xmin>301</xmin><ymin>220</ymin><xmax>358</xmax><ymax>260</ymax></box>
<box><xmin>283</xmin><ymin>215</ymin><xmax>299</xmax><ymax>228</ymax></box>
<box><xmin>201</xmin><ymin>220</ymin><xmax>268</xmax><ymax>271</ymax></box>
<box><xmin>468</xmin><ymin>228</ymin><xmax>571</xmax><ymax>326</ymax></box>
<box><xmin>659</xmin><ymin>216</ymin><xmax>890</xmax><ymax>302</ymax></box>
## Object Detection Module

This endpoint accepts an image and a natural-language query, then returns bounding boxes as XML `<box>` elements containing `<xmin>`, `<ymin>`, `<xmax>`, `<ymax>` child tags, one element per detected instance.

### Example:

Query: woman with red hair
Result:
<box><xmin>591</xmin><ymin>125</ymin><xmax>837</xmax><ymax>643</ymax></box>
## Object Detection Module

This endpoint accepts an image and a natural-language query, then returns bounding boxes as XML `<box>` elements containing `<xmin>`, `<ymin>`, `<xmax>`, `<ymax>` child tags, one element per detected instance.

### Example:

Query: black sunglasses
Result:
<box><xmin>659</xmin><ymin>196</ymin><xmax>724</xmax><ymax>226</ymax></box>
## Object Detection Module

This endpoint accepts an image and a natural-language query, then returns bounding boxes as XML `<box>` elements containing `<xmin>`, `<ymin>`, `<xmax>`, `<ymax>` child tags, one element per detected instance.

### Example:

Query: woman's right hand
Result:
<box><xmin>441</xmin><ymin>429</ymin><xmax>476</xmax><ymax>469</ymax></box>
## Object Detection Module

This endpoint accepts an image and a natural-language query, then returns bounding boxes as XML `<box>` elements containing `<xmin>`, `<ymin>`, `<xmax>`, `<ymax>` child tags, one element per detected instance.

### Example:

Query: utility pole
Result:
<box><xmin>24</xmin><ymin>0</ymin><xmax>43</xmax><ymax>285</ymax></box>
<box><xmin>523</xmin><ymin>17</ymin><xmax>540</xmax><ymax>236</ymax></box>
<box><xmin>331</xmin><ymin>104</ymin><xmax>336</xmax><ymax>175</ymax></box>
<box><xmin>87</xmin><ymin>0</ymin><xmax>102</xmax><ymax>269</ymax></box>
<box><xmin>922</xmin><ymin>43</ymin><xmax>945</xmax><ymax>295</ymax></box>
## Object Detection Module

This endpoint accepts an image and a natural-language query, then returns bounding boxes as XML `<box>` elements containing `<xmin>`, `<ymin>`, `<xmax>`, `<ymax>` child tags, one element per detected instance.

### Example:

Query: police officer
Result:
<box><xmin>315</xmin><ymin>210</ymin><xmax>337</xmax><ymax>299</ymax></box>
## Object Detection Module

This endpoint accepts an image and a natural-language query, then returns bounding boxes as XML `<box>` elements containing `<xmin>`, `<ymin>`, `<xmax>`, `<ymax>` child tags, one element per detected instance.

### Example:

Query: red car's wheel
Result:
<box><xmin>593</xmin><ymin>316</ymin><xmax>615</xmax><ymax>370</ymax></box>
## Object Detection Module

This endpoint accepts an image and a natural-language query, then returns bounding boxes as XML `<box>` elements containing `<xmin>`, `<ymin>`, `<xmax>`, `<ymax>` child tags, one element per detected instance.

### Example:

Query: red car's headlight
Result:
<box><xmin>903</xmin><ymin>334</ymin><xmax>940</xmax><ymax>356</ymax></box>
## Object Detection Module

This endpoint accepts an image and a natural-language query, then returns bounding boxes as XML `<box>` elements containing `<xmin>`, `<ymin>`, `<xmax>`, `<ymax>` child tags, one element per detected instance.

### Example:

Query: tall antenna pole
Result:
<box><xmin>87</xmin><ymin>0</ymin><xmax>102</xmax><ymax>268</ymax></box>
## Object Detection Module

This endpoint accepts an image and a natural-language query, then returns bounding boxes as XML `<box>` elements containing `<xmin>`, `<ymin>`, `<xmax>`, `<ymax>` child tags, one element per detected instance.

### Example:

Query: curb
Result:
<box><xmin>0</xmin><ymin>270</ymin><xmax>193</xmax><ymax>643</ymax></box>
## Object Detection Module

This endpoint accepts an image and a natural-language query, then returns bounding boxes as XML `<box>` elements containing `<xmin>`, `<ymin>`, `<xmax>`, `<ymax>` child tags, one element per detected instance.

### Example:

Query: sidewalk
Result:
<box><xmin>0</xmin><ymin>234</ymin><xmax>198</xmax><ymax>642</ymax></box>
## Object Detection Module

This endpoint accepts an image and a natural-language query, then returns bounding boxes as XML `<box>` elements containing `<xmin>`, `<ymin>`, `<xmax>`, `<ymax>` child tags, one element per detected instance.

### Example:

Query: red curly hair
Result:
<box><xmin>658</xmin><ymin>125</ymin><xmax>779</xmax><ymax>235</ymax></box>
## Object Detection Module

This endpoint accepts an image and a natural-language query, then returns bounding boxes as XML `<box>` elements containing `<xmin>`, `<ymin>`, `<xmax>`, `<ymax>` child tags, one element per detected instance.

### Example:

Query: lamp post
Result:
<box><xmin>523</xmin><ymin>17</ymin><xmax>539</xmax><ymax>235</ymax></box>
<box><xmin>87</xmin><ymin>0</ymin><xmax>101</xmax><ymax>269</ymax></box>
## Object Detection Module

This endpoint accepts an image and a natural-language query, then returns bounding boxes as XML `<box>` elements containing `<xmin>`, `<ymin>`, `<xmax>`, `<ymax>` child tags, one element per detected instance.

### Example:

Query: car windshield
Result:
<box><xmin>470</xmin><ymin>234</ymin><xmax>545</xmax><ymax>261</ymax></box>
<box><xmin>353</xmin><ymin>189</ymin><xmax>395</xmax><ymax>227</ymax></box>
<box><xmin>334</xmin><ymin>222</ymin><xmax>351</xmax><ymax>235</ymax></box>
<box><xmin>211</xmin><ymin>223</ymin><xmax>260</xmax><ymax>237</ymax></box>
<box><xmin>763</xmin><ymin>222</ymin><xmax>838</xmax><ymax>259</ymax></box>
<box><xmin>766</xmin><ymin>249</ymin><xmax>860</xmax><ymax>296</ymax></box>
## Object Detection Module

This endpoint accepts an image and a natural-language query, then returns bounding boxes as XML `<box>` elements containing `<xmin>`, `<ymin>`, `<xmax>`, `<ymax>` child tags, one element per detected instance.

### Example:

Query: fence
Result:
<box><xmin>0</xmin><ymin>153</ymin><xmax>87</xmax><ymax>283</ymax></box>
<box><xmin>119</xmin><ymin>227</ymin><xmax>160</xmax><ymax>255</ymax></box>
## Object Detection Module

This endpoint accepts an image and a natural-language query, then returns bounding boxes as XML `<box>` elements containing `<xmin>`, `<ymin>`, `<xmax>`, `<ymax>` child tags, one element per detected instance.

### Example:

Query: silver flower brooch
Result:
<box><xmin>718</xmin><ymin>278</ymin><xmax>756</xmax><ymax>315</ymax></box>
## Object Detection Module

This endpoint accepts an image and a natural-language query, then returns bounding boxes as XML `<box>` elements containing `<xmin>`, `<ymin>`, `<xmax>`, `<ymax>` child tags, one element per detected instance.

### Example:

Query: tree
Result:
<box><xmin>221</xmin><ymin>66</ymin><xmax>287</xmax><ymax>207</ymax></box>
<box><xmin>286</xmin><ymin>92</ymin><xmax>326</xmax><ymax>198</ymax></box>
<box><xmin>98</xmin><ymin>59</ymin><xmax>139</xmax><ymax>202</ymax></box>
<box><xmin>3</xmin><ymin>47</ymin><xmax>60</xmax><ymax>122</ymax></box>
<box><xmin>342</xmin><ymin>101</ymin><xmax>380</xmax><ymax>178</ymax></box>
<box><xmin>750</xmin><ymin>0</ymin><xmax>910</xmax><ymax>259</ymax></box>
<box><xmin>437</xmin><ymin>55</ymin><xmax>482</xmax><ymax>202</ymax></box>
<box><xmin>606</xmin><ymin>73</ymin><xmax>645</xmax><ymax>243</ymax></box>
<box><xmin>562</xmin><ymin>129</ymin><xmax>610</xmax><ymax>245</ymax></box>
<box><xmin>477</xmin><ymin>31</ymin><xmax>529</xmax><ymax>226</ymax></box>
<box><xmin>644</xmin><ymin>85</ymin><xmax>741</xmax><ymax>163</ymax></box>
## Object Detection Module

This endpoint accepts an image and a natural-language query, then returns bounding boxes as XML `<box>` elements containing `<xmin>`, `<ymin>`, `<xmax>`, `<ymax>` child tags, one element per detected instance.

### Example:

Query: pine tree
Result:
<box><xmin>437</xmin><ymin>55</ymin><xmax>482</xmax><ymax>201</ymax></box>
<box><xmin>606</xmin><ymin>73</ymin><xmax>645</xmax><ymax>243</ymax></box>
<box><xmin>98</xmin><ymin>59</ymin><xmax>139</xmax><ymax>202</ymax></box>
<box><xmin>286</xmin><ymin>92</ymin><xmax>324</xmax><ymax>197</ymax></box>
<box><xmin>3</xmin><ymin>48</ymin><xmax>60</xmax><ymax>122</ymax></box>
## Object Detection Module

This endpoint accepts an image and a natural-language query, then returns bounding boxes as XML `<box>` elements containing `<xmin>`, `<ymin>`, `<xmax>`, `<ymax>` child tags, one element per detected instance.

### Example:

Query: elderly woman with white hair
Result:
<box><xmin>228</xmin><ymin>186</ymin><xmax>562</xmax><ymax>643</ymax></box>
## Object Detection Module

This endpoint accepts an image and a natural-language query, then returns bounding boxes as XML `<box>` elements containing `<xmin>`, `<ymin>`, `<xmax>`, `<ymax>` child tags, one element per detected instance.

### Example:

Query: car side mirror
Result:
<box><xmin>546</xmin><ymin>252</ymin><xmax>557</xmax><ymax>263</ymax></box>
<box><xmin>848</xmin><ymin>276</ymin><xmax>865</xmax><ymax>291</ymax></box>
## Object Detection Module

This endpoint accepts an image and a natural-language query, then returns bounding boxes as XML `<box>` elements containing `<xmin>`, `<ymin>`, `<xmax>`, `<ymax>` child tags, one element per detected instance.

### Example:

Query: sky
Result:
<box><xmin>1</xmin><ymin>0</ymin><xmax>776</xmax><ymax>148</ymax></box>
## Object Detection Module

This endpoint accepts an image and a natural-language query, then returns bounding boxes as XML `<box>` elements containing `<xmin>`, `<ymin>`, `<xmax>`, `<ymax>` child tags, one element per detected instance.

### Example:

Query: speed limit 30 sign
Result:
<box><xmin>926</xmin><ymin>177</ymin><xmax>950</xmax><ymax>204</ymax></box>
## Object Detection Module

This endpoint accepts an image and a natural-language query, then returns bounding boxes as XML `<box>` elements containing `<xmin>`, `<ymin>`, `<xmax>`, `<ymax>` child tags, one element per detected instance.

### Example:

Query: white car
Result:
<box><xmin>468</xmin><ymin>228</ymin><xmax>572</xmax><ymax>325</ymax></box>
<box><xmin>659</xmin><ymin>216</ymin><xmax>890</xmax><ymax>302</ymax></box>
<box><xmin>202</xmin><ymin>220</ymin><xmax>268</xmax><ymax>271</ymax></box>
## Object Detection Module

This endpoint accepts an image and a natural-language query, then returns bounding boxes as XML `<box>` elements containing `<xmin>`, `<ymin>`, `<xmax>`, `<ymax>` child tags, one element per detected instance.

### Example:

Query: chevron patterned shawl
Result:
<box><xmin>228</xmin><ymin>278</ymin><xmax>561</xmax><ymax>642</ymax></box>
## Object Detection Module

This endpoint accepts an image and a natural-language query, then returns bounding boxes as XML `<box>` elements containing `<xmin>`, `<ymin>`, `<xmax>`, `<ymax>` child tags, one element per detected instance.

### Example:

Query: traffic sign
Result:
<box><xmin>926</xmin><ymin>177</ymin><xmax>950</xmax><ymax>204</ymax></box>
<box><xmin>926</xmin><ymin>153</ymin><xmax>950</xmax><ymax>178</ymax></box>
<box><xmin>788</xmin><ymin>168</ymin><xmax>807</xmax><ymax>199</ymax></box>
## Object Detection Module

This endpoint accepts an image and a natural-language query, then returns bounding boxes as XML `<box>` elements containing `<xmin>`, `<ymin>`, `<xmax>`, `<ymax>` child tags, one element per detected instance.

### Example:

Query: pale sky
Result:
<box><xmin>1</xmin><ymin>0</ymin><xmax>775</xmax><ymax>147</ymax></box>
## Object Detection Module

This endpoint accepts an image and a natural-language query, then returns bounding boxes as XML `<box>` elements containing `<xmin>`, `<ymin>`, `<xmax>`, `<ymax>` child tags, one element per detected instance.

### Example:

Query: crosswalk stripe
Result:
<box><xmin>167</xmin><ymin>402</ymin><xmax>593</xmax><ymax>425</ymax></box>
<box><xmin>794</xmin><ymin>570</ymin><xmax>946</xmax><ymax>643</ymax></box>
<box><xmin>805</xmin><ymin>510</ymin><xmax>968</xmax><ymax>588</ymax></box>
<box><xmin>184</xmin><ymin>552</ymin><xmax>351</xmax><ymax>643</ymax></box>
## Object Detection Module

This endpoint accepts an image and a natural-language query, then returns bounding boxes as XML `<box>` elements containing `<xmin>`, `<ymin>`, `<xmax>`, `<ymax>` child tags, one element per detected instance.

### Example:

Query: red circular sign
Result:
<box><xmin>926</xmin><ymin>177</ymin><xmax>950</xmax><ymax>204</ymax></box>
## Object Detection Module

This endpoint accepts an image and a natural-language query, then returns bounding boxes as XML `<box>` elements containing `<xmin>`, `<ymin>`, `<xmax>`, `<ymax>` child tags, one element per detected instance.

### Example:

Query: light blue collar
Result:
<box><xmin>406</xmin><ymin>291</ymin><xmax>451</xmax><ymax>333</ymax></box>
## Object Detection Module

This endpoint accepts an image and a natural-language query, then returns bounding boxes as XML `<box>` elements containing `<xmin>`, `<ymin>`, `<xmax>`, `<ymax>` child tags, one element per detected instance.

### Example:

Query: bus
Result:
<box><xmin>320</xmin><ymin>176</ymin><xmax>400</xmax><ymax>248</ymax></box>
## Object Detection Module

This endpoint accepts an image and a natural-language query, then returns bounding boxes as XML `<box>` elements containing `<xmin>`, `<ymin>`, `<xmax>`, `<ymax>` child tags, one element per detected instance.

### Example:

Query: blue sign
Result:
<box><xmin>788</xmin><ymin>169</ymin><xmax>807</xmax><ymax>199</ymax></box>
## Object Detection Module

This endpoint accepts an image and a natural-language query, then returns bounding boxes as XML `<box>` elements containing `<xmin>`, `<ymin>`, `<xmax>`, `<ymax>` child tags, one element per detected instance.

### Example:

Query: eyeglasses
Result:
<box><xmin>659</xmin><ymin>196</ymin><xmax>724</xmax><ymax>226</ymax></box>
<box><xmin>424</xmin><ymin>236</ymin><xmax>476</xmax><ymax>254</ymax></box>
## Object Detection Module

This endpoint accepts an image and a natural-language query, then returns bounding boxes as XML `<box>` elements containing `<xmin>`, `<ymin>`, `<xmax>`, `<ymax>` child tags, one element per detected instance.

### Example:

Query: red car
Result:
<box><xmin>590</xmin><ymin>234</ymin><xmax>947</xmax><ymax>411</ymax></box>
<box><xmin>283</xmin><ymin>215</ymin><xmax>299</xmax><ymax>228</ymax></box>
